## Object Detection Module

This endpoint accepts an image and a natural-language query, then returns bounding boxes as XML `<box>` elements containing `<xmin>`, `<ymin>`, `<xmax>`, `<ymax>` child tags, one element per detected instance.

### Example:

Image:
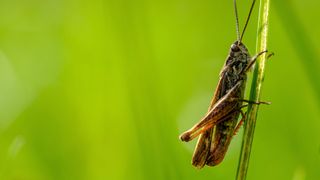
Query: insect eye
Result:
<box><xmin>231</xmin><ymin>44</ymin><xmax>240</xmax><ymax>52</ymax></box>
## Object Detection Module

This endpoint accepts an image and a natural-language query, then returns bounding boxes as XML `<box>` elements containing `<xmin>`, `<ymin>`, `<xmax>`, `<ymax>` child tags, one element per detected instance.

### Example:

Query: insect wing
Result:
<box><xmin>191</xmin><ymin>76</ymin><xmax>225</xmax><ymax>168</ymax></box>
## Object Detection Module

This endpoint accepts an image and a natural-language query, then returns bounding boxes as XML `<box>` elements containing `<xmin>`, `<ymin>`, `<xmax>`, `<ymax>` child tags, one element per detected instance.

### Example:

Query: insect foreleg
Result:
<box><xmin>267</xmin><ymin>52</ymin><xmax>274</xmax><ymax>59</ymax></box>
<box><xmin>243</xmin><ymin>50</ymin><xmax>268</xmax><ymax>73</ymax></box>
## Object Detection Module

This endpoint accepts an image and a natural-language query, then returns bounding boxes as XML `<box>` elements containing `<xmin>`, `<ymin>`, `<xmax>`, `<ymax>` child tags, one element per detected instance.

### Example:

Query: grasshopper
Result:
<box><xmin>179</xmin><ymin>0</ymin><xmax>270</xmax><ymax>168</ymax></box>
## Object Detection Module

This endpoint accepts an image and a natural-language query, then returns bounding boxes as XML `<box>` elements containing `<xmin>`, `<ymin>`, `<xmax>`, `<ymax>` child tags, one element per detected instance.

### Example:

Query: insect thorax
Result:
<box><xmin>222</xmin><ymin>41</ymin><xmax>251</xmax><ymax>90</ymax></box>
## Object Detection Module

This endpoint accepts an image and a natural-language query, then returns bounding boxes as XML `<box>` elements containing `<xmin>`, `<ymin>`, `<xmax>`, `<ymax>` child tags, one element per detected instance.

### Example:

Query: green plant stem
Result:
<box><xmin>236</xmin><ymin>0</ymin><xmax>270</xmax><ymax>179</ymax></box>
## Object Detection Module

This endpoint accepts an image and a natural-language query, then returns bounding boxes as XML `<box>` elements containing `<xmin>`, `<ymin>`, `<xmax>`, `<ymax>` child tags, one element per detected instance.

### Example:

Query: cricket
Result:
<box><xmin>179</xmin><ymin>0</ymin><xmax>271</xmax><ymax>169</ymax></box>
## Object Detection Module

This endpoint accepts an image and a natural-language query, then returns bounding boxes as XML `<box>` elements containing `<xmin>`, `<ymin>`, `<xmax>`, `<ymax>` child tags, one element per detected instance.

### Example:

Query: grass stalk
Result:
<box><xmin>236</xmin><ymin>0</ymin><xmax>271</xmax><ymax>179</ymax></box>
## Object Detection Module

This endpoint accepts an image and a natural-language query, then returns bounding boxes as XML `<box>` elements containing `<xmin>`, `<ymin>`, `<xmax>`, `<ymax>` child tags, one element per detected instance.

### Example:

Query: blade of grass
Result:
<box><xmin>236</xmin><ymin>0</ymin><xmax>270</xmax><ymax>179</ymax></box>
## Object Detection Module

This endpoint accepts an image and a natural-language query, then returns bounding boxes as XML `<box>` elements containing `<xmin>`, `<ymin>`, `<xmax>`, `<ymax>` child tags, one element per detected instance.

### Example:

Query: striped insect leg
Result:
<box><xmin>179</xmin><ymin>81</ymin><xmax>243</xmax><ymax>142</ymax></box>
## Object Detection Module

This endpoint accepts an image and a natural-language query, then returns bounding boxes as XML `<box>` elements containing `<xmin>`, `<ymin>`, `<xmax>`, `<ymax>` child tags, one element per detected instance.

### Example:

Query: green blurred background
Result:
<box><xmin>0</xmin><ymin>0</ymin><xmax>319</xmax><ymax>179</ymax></box>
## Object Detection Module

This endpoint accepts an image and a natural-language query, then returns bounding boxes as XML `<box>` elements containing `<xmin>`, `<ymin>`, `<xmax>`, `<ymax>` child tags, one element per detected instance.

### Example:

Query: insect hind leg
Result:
<box><xmin>233</xmin><ymin>110</ymin><xmax>246</xmax><ymax>135</ymax></box>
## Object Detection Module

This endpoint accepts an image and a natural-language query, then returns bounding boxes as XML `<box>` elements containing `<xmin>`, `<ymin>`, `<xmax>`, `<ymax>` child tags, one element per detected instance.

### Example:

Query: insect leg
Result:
<box><xmin>267</xmin><ymin>52</ymin><xmax>275</xmax><ymax>59</ymax></box>
<box><xmin>243</xmin><ymin>50</ymin><xmax>268</xmax><ymax>73</ymax></box>
<box><xmin>233</xmin><ymin>110</ymin><xmax>246</xmax><ymax>135</ymax></box>
<box><xmin>179</xmin><ymin>81</ymin><xmax>243</xmax><ymax>142</ymax></box>
<box><xmin>239</xmin><ymin>99</ymin><xmax>271</xmax><ymax>105</ymax></box>
<box><xmin>239</xmin><ymin>104</ymin><xmax>248</xmax><ymax>109</ymax></box>
<box><xmin>179</xmin><ymin>99</ymin><xmax>241</xmax><ymax>142</ymax></box>
<box><xmin>192</xmin><ymin>108</ymin><xmax>245</xmax><ymax>168</ymax></box>
<box><xmin>230</xmin><ymin>98</ymin><xmax>271</xmax><ymax>105</ymax></box>
<box><xmin>190</xmin><ymin>77</ymin><xmax>224</xmax><ymax>169</ymax></box>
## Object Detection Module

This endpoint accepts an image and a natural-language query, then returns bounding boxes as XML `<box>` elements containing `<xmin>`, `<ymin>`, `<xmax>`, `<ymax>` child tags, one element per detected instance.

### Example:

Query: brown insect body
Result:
<box><xmin>181</xmin><ymin>41</ymin><xmax>251</xmax><ymax>168</ymax></box>
<box><xmin>206</xmin><ymin>41</ymin><xmax>250</xmax><ymax>166</ymax></box>
<box><xmin>179</xmin><ymin>0</ymin><xmax>267</xmax><ymax>169</ymax></box>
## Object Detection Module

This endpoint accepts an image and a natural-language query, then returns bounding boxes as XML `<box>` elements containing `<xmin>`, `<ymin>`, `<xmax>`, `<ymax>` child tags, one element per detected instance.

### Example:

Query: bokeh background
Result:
<box><xmin>0</xmin><ymin>0</ymin><xmax>319</xmax><ymax>179</ymax></box>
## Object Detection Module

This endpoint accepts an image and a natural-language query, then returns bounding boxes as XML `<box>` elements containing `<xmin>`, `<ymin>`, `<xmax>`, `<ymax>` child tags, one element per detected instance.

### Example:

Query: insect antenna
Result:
<box><xmin>233</xmin><ymin>0</ymin><xmax>240</xmax><ymax>42</ymax></box>
<box><xmin>239</xmin><ymin>0</ymin><xmax>257</xmax><ymax>43</ymax></box>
